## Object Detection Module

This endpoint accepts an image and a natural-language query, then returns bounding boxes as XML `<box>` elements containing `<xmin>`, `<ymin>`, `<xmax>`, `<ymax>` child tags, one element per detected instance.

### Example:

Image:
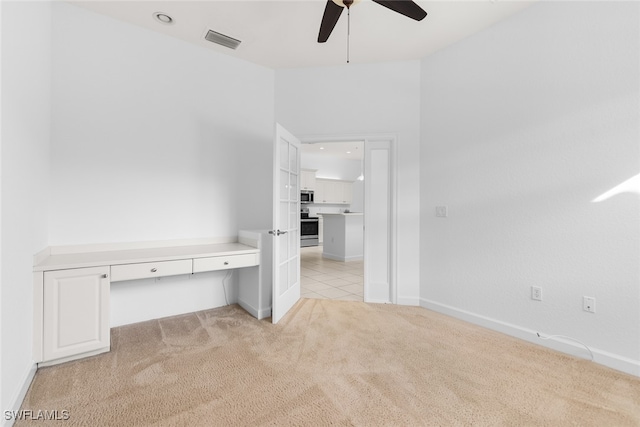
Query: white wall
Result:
<box><xmin>420</xmin><ymin>1</ymin><xmax>640</xmax><ymax>374</ymax></box>
<box><xmin>276</xmin><ymin>61</ymin><xmax>421</xmax><ymax>305</ymax></box>
<box><xmin>1</xmin><ymin>0</ymin><xmax>52</xmax><ymax>419</ymax></box>
<box><xmin>50</xmin><ymin>3</ymin><xmax>274</xmax><ymax>245</ymax></box>
<box><xmin>49</xmin><ymin>3</ymin><xmax>274</xmax><ymax>325</ymax></box>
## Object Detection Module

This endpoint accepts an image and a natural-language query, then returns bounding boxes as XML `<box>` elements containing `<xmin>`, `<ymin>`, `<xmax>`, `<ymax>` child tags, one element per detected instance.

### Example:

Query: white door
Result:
<box><xmin>271</xmin><ymin>123</ymin><xmax>301</xmax><ymax>323</ymax></box>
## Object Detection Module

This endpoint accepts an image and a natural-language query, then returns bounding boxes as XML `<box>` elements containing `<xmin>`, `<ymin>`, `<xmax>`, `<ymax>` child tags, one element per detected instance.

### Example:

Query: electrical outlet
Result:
<box><xmin>436</xmin><ymin>206</ymin><xmax>448</xmax><ymax>218</ymax></box>
<box><xmin>583</xmin><ymin>296</ymin><xmax>596</xmax><ymax>313</ymax></box>
<box><xmin>531</xmin><ymin>286</ymin><xmax>542</xmax><ymax>301</ymax></box>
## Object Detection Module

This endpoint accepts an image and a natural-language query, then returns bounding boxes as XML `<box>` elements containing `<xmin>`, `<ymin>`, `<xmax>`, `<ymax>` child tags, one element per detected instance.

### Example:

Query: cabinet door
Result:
<box><xmin>325</xmin><ymin>180</ymin><xmax>341</xmax><ymax>203</ymax></box>
<box><xmin>43</xmin><ymin>266</ymin><xmax>110</xmax><ymax>362</ymax></box>
<box><xmin>341</xmin><ymin>181</ymin><xmax>353</xmax><ymax>204</ymax></box>
<box><xmin>315</xmin><ymin>179</ymin><xmax>327</xmax><ymax>203</ymax></box>
<box><xmin>301</xmin><ymin>170</ymin><xmax>316</xmax><ymax>190</ymax></box>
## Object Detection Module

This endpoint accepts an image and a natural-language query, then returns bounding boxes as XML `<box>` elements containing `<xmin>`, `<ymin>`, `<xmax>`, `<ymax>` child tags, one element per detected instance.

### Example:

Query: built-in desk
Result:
<box><xmin>33</xmin><ymin>233</ymin><xmax>269</xmax><ymax>367</ymax></box>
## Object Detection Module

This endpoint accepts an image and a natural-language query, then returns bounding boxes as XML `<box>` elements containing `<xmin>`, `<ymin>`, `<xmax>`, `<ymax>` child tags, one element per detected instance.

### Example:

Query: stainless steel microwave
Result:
<box><xmin>301</xmin><ymin>190</ymin><xmax>314</xmax><ymax>204</ymax></box>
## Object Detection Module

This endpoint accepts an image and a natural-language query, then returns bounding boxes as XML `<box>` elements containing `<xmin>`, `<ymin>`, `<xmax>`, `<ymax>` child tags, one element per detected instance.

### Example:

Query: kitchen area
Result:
<box><xmin>301</xmin><ymin>175</ymin><xmax>363</xmax><ymax>261</ymax></box>
<box><xmin>298</xmin><ymin>141</ymin><xmax>365</xmax><ymax>301</ymax></box>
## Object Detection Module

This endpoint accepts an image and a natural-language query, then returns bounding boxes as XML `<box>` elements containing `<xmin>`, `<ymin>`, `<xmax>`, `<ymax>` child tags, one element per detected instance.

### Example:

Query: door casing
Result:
<box><xmin>301</xmin><ymin>133</ymin><xmax>397</xmax><ymax>304</ymax></box>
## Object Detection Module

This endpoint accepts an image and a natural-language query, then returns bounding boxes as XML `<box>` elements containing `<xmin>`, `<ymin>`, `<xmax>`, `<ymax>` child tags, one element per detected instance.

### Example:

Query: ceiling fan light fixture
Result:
<box><xmin>331</xmin><ymin>0</ymin><xmax>362</xmax><ymax>7</ymax></box>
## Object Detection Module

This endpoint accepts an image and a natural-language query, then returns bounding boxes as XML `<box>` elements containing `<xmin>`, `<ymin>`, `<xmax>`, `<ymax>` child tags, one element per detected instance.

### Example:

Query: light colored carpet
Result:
<box><xmin>18</xmin><ymin>299</ymin><xmax>640</xmax><ymax>426</ymax></box>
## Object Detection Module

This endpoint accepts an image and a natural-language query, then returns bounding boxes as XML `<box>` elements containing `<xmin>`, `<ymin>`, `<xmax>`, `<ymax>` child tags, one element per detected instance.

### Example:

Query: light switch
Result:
<box><xmin>436</xmin><ymin>206</ymin><xmax>448</xmax><ymax>218</ymax></box>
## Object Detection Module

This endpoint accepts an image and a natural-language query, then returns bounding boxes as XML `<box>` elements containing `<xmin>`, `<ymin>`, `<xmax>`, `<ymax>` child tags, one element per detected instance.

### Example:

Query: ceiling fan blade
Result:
<box><xmin>371</xmin><ymin>0</ymin><xmax>427</xmax><ymax>21</ymax></box>
<box><xmin>318</xmin><ymin>0</ymin><xmax>344</xmax><ymax>43</ymax></box>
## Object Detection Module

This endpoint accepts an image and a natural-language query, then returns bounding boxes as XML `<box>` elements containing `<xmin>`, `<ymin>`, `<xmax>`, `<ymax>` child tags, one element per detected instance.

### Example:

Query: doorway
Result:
<box><xmin>300</xmin><ymin>246</ymin><xmax>364</xmax><ymax>301</ymax></box>
<box><xmin>299</xmin><ymin>135</ymin><xmax>396</xmax><ymax>304</ymax></box>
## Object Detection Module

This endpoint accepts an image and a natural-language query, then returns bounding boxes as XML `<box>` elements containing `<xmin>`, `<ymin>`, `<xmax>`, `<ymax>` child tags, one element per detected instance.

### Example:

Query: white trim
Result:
<box><xmin>2</xmin><ymin>363</ymin><xmax>37</xmax><ymax>427</ymax></box>
<box><xmin>420</xmin><ymin>298</ymin><xmax>640</xmax><ymax>378</ymax></box>
<box><xmin>321</xmin><ymin>252</ymin><xmax>363</xmax><ymax>262</ymax></box>
<box><xmin>397</xmin><ymin>296</ymin><xmax>420</xmax><ymax>306</ymax></box>
<box><xmin>366</xmin><ymin>299</ymin><xmax>393</xmax><ymax>305</ymax></box>
<box><xmin>237</xmin><ymin>298</ymin><xmax>271</xmax><ymax>320</ymax></box>
<box><xmin>37</xmin><ymin>347</ymin><xmax>110</xmax><ymax>368</ymax></box>
<box><xmin>301</xmin><ymin>133</ymin><xmax>398</xmax><ymax>307</ymax></box>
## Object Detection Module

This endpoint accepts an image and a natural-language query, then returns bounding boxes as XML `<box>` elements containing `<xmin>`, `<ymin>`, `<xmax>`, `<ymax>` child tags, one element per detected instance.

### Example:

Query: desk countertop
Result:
<box><xmin>317</xmin><ymin>212</ymin><xmax>363</xmax><ymax>216</ymax></box>
<box><xmin>34</xmin><ymin>242</ymin><xmax>259</xmax><ymax>272</ymax></box>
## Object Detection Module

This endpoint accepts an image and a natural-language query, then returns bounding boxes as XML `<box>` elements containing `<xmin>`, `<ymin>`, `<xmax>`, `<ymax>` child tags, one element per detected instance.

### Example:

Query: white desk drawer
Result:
<box><xmin>110</xmin><ymin>259</ymin><xmax>192</xmax><ymax>282</ymax></box>
<box><xmin>193</xmin><ymin>253</ymin><xmax>259</xmax><ymax>273</ymax></box>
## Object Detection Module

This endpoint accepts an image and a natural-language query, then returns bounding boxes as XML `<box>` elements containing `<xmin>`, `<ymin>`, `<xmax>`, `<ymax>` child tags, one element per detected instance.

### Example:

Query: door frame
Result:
<box><xmin>300</xmin><ymin>133</ymin><xmax>398</xmax><ymax>304</ymax></box>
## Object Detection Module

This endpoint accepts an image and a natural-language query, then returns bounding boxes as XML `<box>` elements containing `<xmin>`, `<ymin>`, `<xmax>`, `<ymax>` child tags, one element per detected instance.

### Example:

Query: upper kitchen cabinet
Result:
<box><xmin>315</xmin><ymin>178</ymin><xmax>353</xmax><ymax>204</ymax></box>
<box><xmin>300</xmin><ymin>169</ymin><xmax>317</xmax><ymax>191</ymax></box>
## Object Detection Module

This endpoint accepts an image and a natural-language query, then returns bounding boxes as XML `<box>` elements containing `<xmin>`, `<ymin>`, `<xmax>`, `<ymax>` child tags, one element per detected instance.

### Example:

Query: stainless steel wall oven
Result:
<box><xmin>300</xmin><ymin>208</ymin><xmax>319</xmax><ymax>247</ymax></box>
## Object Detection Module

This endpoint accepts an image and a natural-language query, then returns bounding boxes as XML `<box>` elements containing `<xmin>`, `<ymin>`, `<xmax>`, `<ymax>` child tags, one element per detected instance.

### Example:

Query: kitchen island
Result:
<box><xmin>320</xmin><ymin>213</ymin><xmax>363</xmax><ymax>261</ymax></box>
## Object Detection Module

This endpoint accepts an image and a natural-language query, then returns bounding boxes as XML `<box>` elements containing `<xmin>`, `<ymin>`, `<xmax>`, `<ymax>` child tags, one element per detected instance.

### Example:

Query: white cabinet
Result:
<box><xmin>42</xmin><ymin>267</ymin><xmax>110</xmax><ymax>362</ymax></box>
<box><xmin>315</xmin><ymin>179</ymin><xmax>353</xmax><ymax>204</ymax></box>
<box><xmin>341</xmin><ymin>182</ymin><xmax>353</xmax><ymax>204</ymax></box>
<box><xmin>325</xmin><ymin>180</ymin><xmax>341</xmax><ymax>203</ymax></box>
<box><xmin>315</xmin><ymin>179</ymin><xmax>326</xmax><ymax>203</ymax></box>
<box><xmin>300</xmin><ymin>169</ymin><xmax>317</xmax><ymax>191</ymax></box>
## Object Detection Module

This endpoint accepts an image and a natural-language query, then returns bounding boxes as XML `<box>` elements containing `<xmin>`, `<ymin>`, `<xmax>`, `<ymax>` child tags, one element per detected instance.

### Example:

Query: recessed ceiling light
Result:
<box><xmin>319</xmin><ymin>147</ymin><xmax>325</xmax><ymax>150</ymax></box>
<box><xmin>346</xmin><ymin>151</ymin><xmax>351</xmax><ymax>154</ymax></box>
<box><xmin>153</xmin><ymin>12</ymin><xmax>174</xmax><ymax>25</ymax></box>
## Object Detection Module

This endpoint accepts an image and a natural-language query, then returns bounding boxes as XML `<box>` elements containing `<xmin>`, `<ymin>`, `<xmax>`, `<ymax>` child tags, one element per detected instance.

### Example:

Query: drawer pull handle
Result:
<box><xmin>224</xmin><ymin>261</ymin><xmax>229</xmax><ymax>265</ymax></box>
<box><xmin>151</xmin><ymin>268</ymin><xmax>158</xmax><ymax>273</ymax></box>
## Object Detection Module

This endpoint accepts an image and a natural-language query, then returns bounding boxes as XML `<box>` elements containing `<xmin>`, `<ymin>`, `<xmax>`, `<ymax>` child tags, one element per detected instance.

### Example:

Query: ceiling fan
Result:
<box><xmin>318</xmin><ymin>0</ymin><xmax>428</xmax><ymax>44</ymax></box>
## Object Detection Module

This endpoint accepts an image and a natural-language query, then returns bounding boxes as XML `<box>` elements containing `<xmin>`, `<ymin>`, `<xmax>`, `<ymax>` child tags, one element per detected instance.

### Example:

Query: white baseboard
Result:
<box><xmin>2</xmin><ymin>363</ymin><xmax>37</xmax><ymax>427</ymax></box>
<box><xmin>237</xmin><ymin>299</ymin><xmax>271</xmax><ymax>320</ymax></box>
<box><xmin>420</xmin><ymin>298</ymin><xmax>640</xmax><ymax>378</ymax></box>
<box><xmin>364</xmin><ymin>298</ymin><xmax>391</xmax><ymax>304</ymax></box>
<box><xmin>397</xmin><ymin>296</ymin><xmax>419</xmax><ymax>306</ymax></box>
<box><xmin>321</xmin><ymin>252</ymin><xmax>363</xmax><ymax>262</ymax></box>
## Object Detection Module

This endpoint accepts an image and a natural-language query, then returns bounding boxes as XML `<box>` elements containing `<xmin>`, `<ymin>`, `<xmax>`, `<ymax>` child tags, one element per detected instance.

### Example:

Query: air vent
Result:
<box><xmin>204</xmin><ymin>30</ymin><xmax>241</xmax><ymax>50</ymax></box>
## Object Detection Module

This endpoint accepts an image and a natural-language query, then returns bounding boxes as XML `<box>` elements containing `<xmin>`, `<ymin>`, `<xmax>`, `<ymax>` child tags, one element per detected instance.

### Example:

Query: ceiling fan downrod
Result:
<box><xmin>347</xmin><ymin>6</ymin><xmax>350</xmax><ymax>63</ymax></box>
<box><xmin>342</xmin><ymin>0</ymin><xmax>354</xmax><ymax>63</ymax></box>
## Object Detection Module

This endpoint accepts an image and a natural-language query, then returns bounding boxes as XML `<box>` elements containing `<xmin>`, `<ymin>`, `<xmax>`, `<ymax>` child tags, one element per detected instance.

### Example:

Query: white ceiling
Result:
<box><xmin>71</xmin><ymin>0</ymin><xmax>535</xmax><ymax>69</ymax></box>
<box><xmin>302</xmin><ymin>140</ymin><xmax>365</xmax><ymax>160</ymax></box>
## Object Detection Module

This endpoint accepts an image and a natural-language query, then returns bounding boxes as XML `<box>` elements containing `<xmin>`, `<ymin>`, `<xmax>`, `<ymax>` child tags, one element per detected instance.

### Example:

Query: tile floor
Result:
<box><xmin>300</xmin><ymin>246</ymin><xmax>364</xmax><ymax>301</ymax></box>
